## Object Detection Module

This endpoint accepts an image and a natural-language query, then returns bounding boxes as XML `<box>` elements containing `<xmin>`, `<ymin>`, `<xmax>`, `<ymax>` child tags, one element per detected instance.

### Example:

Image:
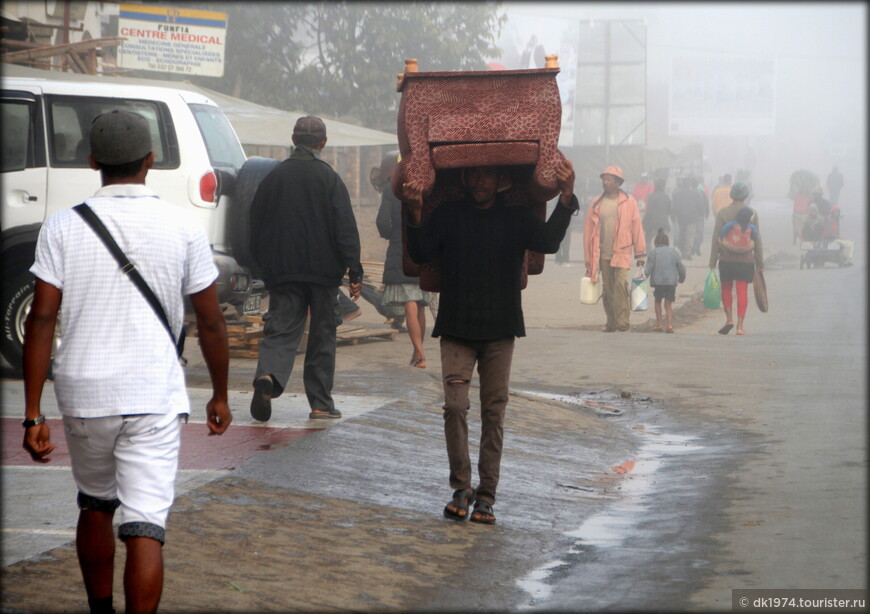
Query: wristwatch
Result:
<box><xmin>22</xmin><ymin>415</ymin><xmax>46</xmax><ymax>428</ymax></box>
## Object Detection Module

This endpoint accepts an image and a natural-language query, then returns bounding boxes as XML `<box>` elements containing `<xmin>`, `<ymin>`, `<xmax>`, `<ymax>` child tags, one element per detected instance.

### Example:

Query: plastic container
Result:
<box><xmin>580</xmin><ymin>276</ymin><xmax>602</xmax><ymax>304</ymax></box>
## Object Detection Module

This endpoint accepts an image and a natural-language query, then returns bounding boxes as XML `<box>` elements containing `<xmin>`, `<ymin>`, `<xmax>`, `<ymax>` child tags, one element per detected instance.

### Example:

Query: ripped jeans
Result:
<box><xmin>439</xmin><ymin>335</ymin><xmax>515</xmax><ymax>504</ymax></box>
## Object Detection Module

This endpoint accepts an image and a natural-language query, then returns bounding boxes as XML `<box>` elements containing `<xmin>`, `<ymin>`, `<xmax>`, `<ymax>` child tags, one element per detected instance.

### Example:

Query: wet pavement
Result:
<box><xmin>1</xmin><ymin>198</ymin><xmax>866</xmax><ymax>611</ymax></box>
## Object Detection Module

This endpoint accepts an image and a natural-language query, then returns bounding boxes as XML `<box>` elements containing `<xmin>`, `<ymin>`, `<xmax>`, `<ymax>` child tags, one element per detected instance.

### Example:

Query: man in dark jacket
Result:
<box><xmin>402</xmin><ymin>161</ymin><xmax>578</xmax><ymax>524</ymax></box>
<box><xmin>248</xmin><ymin>115</ymin><xmax>363</xmax><ymax>421</ymax></box>
<box><xmin>670</xmin><ymin>177</ymin><xmax>702</xmax><ymax>260</ymax></box>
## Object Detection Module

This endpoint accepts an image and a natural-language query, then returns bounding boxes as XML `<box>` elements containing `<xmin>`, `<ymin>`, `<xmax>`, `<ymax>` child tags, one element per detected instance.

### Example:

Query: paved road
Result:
<box><xmin>2</xmin><ymin>198</ymin><xmax>865</xmax><ymax>611</ymax></box>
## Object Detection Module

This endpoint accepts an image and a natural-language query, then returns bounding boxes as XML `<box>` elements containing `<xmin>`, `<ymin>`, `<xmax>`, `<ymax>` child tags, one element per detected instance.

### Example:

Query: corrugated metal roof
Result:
<box><xmin>2</xmin><ymin>64</ymin><xmax>398</xmax><ymax>147</ymax></box>
<box><xmin>197</xmin><ymin>85</ymin><xmax>397</xmax><ymax>148</ymax></box>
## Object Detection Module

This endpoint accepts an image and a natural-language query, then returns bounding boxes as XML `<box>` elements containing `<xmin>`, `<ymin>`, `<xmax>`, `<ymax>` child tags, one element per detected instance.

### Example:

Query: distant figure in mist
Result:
<box><xmin>709</xmin><ymin>182</ymin><xmax>764</xmax><ymax>336</ymax></box>
<box><xmin>642</xmin><ymin>177</ymin><xmax>671</xmax><ymax>248</ymax></box>
<box><xmin>826</xmin><ymin>167</ymin><xmax>844</xmax><ymax>206</ymax></box>
<box><xmin>801</xmin><ymin>203</ymin><xmax>825</xmax><ymax>243</ymax></box>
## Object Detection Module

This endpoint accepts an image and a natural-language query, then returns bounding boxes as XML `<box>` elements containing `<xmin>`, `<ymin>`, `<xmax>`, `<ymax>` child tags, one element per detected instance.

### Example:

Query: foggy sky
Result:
<box><xmin>504</xmin><ymin>2</ymin><xmax>866</xmax><ymax>206</ymax></box>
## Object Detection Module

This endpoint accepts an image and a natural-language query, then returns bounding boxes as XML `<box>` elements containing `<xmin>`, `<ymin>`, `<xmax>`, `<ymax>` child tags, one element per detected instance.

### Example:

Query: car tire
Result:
<box><xmin>2</xmin><ymin>269</ymin><xmax>37</xmax><ymax>376</ymax></box>
<box><xmin>229</xmin><ymin>157</ymin><xmax>281</xmax><ymax>279</ymax></box>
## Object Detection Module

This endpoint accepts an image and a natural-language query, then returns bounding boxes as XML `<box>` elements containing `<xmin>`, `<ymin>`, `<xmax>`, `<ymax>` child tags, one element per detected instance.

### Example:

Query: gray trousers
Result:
<box><xmin>440</xmin><ymin>336</ymin><xmax>515</xmax><ymax>504</ymax></box>
<box><xmin>255</xmin><ymin>283</ymin><xmax>338</xmax><ymax>412</ymax></box>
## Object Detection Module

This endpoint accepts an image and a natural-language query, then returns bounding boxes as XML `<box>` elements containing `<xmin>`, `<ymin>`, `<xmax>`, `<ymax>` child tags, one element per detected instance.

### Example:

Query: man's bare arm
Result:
<box><xmin>188</xmin><ymin>284</ymin><xmax>232</xmax><ymax>435</ymax></box>
<box><xmin>22</xmin><ymin>280</ymin><xmax>60</xmax><ymax>462</ymax></box>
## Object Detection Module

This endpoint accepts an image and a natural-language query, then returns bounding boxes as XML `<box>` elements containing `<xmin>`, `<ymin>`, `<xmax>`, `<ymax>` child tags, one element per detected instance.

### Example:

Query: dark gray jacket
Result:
<box><xmin>249</xmin><ymin>146</ymin><xmax>363</xmax><ymax>288</ymax></box>
<box><xmin>375</xmin><ymin>187</ymin><xmax>416</xmax><ymax>284</ymax></box>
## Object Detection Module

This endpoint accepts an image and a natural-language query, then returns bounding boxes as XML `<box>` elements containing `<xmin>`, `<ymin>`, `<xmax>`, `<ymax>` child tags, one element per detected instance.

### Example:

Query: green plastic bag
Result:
<box><xmin>704</xmin><ymin>269</ymin><xmax>721</xmax><ymax>309</ymax></box>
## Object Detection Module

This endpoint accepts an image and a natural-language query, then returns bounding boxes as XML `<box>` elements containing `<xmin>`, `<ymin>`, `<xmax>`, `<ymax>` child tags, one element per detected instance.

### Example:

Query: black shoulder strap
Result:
<box><xmin>73</xmin><ymin>204</ymin><xmax>182</xmax><ymax>357</ymax></box>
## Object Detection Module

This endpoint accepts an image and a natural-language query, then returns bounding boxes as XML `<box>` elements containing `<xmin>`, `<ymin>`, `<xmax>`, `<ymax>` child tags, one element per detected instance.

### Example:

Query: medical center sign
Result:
<box><xmin>117</xmin><ymin>4</ymin><xmax>227</xmax><ymax>77</ymax></box>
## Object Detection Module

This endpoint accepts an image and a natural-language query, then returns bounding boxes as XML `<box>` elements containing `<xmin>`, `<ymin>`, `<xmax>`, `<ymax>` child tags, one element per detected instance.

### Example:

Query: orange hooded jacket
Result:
<box><xmin>583</xmin><ymin>189</ymin><xmax>647</xmax><ymax>281</ymax></box>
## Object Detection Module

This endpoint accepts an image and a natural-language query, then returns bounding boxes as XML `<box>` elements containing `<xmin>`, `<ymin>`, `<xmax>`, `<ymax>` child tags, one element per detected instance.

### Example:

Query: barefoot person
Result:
<box><xmin>375</xmin><ymin>151</ymin><xmax>433</xmax><ymax>368</ymax></box>
<box><xmin>644</xmin><ymin>229</ymin><xmax>686</xmax><ymax>333</ymax></box>
<box><xmin>402</xmin><ymin>161</ymin><xmax>578</xmax><ymax>524</ymax></box>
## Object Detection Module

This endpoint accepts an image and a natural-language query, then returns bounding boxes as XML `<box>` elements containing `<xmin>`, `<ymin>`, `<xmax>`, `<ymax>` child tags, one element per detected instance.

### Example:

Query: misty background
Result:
<box><xmin>510</xmin><ymin>2</ymin><xmax>866</xmax><ymax>209</ymax></box>
<box><xmin>100</xmin><ymin>1</ymin><xmax>865</xmax><ymax>213</ymax></box>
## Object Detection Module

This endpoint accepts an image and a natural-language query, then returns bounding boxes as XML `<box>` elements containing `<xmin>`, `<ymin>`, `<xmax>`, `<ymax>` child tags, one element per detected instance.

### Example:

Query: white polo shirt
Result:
<box><xmin>30</xmin><ymin>184</ymin><xmax>218</xmax><ymax>418</ymax></box>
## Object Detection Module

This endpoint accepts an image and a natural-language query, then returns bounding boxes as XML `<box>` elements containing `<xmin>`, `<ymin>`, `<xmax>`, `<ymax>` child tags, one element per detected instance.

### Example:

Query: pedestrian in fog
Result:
<box><xmin>691</xmin><ymin>176</ymin><xmax>710</xmax><ymax>256</ymax></box>
<box><xmin>709</xmin><ymin>182</ymin><xmax>764</xmax><ymax>336</ymax></box>
<box><xmin>645</xmin><ymin>228</ymin><xmax>686</xmax><ymax>333</ymax></box>
<box><xmin>631</xmin><ymin>172</ymin><xmax>654</xmax><ymax>215</ymax></box>
<box><xmin>642</xmin><ymin>176</ymin><xmax>671</xmax><ymax>248</ymax></box>
<box><xmin>826</xmin><ymin>166</ymin><xmax>844</xmax><ymax>206</ymax></box>
<box><xmin>375</xmin><ymin>150</ymin><xmax>433</xmax><ymax>368</ymax></box>
<box><xmin>402</xmin><ymin>161</ymin><xmax>578</xmax><ymax>524</ymax></box>
<box><xmin>554</xmin><ymin>202</ymin><xmax>575</xmax><ymax>265</ymax></box>
<box><xmin>801</xmin><ymin>203</ymin><xmax>825</xmax><ymax>243</ymax></box>
<box><xmin>810</xmin><ymin>186</ymin><xmax>832</xmax><ymax>218</ymax></box>
<box><xmin>22</xmin><ymin>110</ymin><xmax>232</xmax><ymax>614</ymax></box>
<box><xmin>711</xmin><ymin>173</ymin><xmax>733</xmax><ymax>216</ymax></box>
<box><xmin>248</xmin><ymin>115</ymin><xmax>363</xmax><ymax>421</ymax></box>
<box><xmin>583</xmin><ymin>165</ymin><xmax>647</xmax><ymax>332</ymax></box>
<box><xmin>671</xmin><ymin>177</ymin><xmax>701</xmax><ymax>260</ymax></box>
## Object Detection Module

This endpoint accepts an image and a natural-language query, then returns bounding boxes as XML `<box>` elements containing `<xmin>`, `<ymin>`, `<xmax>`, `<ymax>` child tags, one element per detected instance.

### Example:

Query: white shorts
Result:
<box><xmin>63</xmin><ymin>412</ymin><xmax>184</xmax><ymax>543</ymax></box>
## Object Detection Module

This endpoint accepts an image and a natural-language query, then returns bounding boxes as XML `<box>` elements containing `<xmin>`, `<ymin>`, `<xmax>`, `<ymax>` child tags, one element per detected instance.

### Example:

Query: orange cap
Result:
<box><xmin>600</xmin><ymin>165</ymin><xmax>625</xmax><ymax>183</ymax></box>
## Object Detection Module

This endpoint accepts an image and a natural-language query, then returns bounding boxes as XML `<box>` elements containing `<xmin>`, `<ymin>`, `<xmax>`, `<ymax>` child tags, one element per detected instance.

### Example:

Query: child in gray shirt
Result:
<box><xmin>644</xmin><ymin>229</ymin><xmax>686</xmax><ymax>333</ymax></box>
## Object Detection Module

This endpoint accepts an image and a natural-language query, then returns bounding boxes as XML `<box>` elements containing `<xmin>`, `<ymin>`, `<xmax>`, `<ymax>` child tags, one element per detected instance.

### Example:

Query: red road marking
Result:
<box><xmin>611</xmin><ymin>460</ymin><xmax>637</xmax><ymax>474</ymax></box>
<box><xmin>3</xmin><ymin>418</ymin><xmax>316</xmax><ymax>470</ymax></box>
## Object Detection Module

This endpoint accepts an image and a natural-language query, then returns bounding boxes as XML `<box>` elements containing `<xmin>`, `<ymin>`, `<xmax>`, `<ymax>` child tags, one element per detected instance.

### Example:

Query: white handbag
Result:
<box><xmin>630</xmin><ymin>265</ymin><xmax>649</xmax><ymax>311</ymax></box>
<box><xmin>580</xmin><ymin>275</ymin><xmax>602</xmax><ymax>304</ymax></box>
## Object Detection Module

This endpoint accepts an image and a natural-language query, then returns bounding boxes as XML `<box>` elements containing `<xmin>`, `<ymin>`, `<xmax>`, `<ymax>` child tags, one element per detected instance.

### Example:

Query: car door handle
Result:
<box><xmin>23</xmin><ymin>192</ymin><xmax>38</xmax><ymax>202</ymax></box>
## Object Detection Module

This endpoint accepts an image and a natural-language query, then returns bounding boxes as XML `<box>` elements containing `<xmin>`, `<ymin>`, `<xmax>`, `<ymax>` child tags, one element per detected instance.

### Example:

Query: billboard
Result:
<box><xmin>117</xmin><ymin>3</ymin><xmax>227</xmax><ymax>77</ymax></box>
<box><xmin>495</xmin><ymin>13</ymin><xmax>579</xmax><ymax>146</ymax></box>
<box><xmin>669</xmin><ymin>55</ymin><xmax>776</xmax><ymax>137</ymax></box>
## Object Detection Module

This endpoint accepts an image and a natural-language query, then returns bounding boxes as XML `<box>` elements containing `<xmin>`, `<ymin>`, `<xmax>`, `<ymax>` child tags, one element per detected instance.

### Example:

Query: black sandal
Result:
<box><xmin>443</xmin><ymin>488</ymin><xmax>475</xmax><ymax>521</ymax></box>
<box><xmin>470</xmin><ymin>499</ymin><xmax>496</xmax><ymax>525</ymax></box>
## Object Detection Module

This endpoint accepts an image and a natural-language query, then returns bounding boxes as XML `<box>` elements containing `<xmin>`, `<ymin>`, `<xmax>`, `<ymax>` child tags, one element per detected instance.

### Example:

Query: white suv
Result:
<box><xmin>1</xmin><ymin>66</ymin><xmax>264</xmax><ymax>372</ymax></box>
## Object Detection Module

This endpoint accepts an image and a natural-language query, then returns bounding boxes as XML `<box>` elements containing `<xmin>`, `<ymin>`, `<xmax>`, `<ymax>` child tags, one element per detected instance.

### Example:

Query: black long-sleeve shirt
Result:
<box><xmin>407</xmin><ymin>194</ymin><xmax>578</xmax><ymax>340</ymax></box>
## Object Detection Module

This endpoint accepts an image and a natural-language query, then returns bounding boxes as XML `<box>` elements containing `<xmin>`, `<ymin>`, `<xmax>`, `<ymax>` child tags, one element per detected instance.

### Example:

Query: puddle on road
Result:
<box><xmin>513</xmin><ymin>388</ymin><xmax>649</xmax><ymax>417</ymax></box>
<box><xmin>511</xmin><ymin>389</ymin><xmax>704</xmax><ymax>607</ymax></box>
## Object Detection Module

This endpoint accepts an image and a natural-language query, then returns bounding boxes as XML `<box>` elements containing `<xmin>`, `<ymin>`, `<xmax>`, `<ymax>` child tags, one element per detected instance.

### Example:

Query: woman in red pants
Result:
<box><xmin>708</xmin><ymin>182</ymin><xmax>765</xmax><ymax>335</ymax></box>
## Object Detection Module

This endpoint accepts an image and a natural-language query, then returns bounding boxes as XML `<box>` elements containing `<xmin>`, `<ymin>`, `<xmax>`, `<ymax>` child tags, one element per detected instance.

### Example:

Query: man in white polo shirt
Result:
<box><xmin>22</xmin><ymin>110</ymin><xmax>232</xmax><ymax>614</ymax></box>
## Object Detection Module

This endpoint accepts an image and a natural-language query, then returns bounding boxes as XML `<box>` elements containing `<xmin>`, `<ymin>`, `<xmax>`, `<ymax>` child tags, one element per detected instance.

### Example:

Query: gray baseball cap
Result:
<box><xmin>293</xmin><ymin>115</ymin><xmax>327</xmax><ymax>140</ymax></box>
<box><xmin>89</xmin><ymin>110</ymin><xmax>152</xmax><ymax>165</ymax></box>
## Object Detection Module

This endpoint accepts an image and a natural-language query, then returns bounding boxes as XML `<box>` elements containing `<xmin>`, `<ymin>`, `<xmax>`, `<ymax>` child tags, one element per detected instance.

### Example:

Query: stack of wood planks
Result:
<box><xmin>189</xmin><ymin>304</ymin><xmax>264</xmax><ymax>359</ymax></box>
<box><xmin>188</xmin><ymin>263</ymin><xmax>401</xmax><ymax>359</ymax></box>
<box><xmin>224</xmin><ymin>312</ymin><xmax>265</xmax><ymax>359</ymax></box>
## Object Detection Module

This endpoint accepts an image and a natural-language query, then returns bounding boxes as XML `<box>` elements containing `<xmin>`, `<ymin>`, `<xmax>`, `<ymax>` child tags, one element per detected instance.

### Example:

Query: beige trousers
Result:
<box><xmin>600</xmin><ymin>259</ymin><xmax>630</xmax><ymax>331</ymax></box>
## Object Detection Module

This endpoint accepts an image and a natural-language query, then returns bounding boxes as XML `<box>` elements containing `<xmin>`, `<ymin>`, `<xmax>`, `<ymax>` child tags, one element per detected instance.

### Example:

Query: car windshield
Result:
<box><xmin>189</xmin><ymin>103</ymin><xmax>246</xmax><ymax>170</ymax></box>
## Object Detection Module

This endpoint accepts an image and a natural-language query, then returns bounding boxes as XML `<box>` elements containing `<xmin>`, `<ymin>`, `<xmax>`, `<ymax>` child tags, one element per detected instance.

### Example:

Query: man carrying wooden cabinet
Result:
<box><xmin>401</xmin><ymin>161</ymin><xmax>578</xmax><ymax>524</ymax></box>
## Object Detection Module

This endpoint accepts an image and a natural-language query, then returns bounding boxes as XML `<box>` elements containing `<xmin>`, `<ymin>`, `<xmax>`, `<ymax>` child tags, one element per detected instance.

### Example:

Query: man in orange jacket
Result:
<box><xmin>583</xmin><ymin>165</ymin><xmax>647</xmax><ymax>332</ymax></box>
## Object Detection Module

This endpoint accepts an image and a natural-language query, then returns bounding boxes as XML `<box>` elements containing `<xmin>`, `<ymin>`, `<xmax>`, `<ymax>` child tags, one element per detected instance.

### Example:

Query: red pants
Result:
<box><xmin>721</xmin><ymin>280</ymin><xmax>749</xmax><ymax>317</ymax></box>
